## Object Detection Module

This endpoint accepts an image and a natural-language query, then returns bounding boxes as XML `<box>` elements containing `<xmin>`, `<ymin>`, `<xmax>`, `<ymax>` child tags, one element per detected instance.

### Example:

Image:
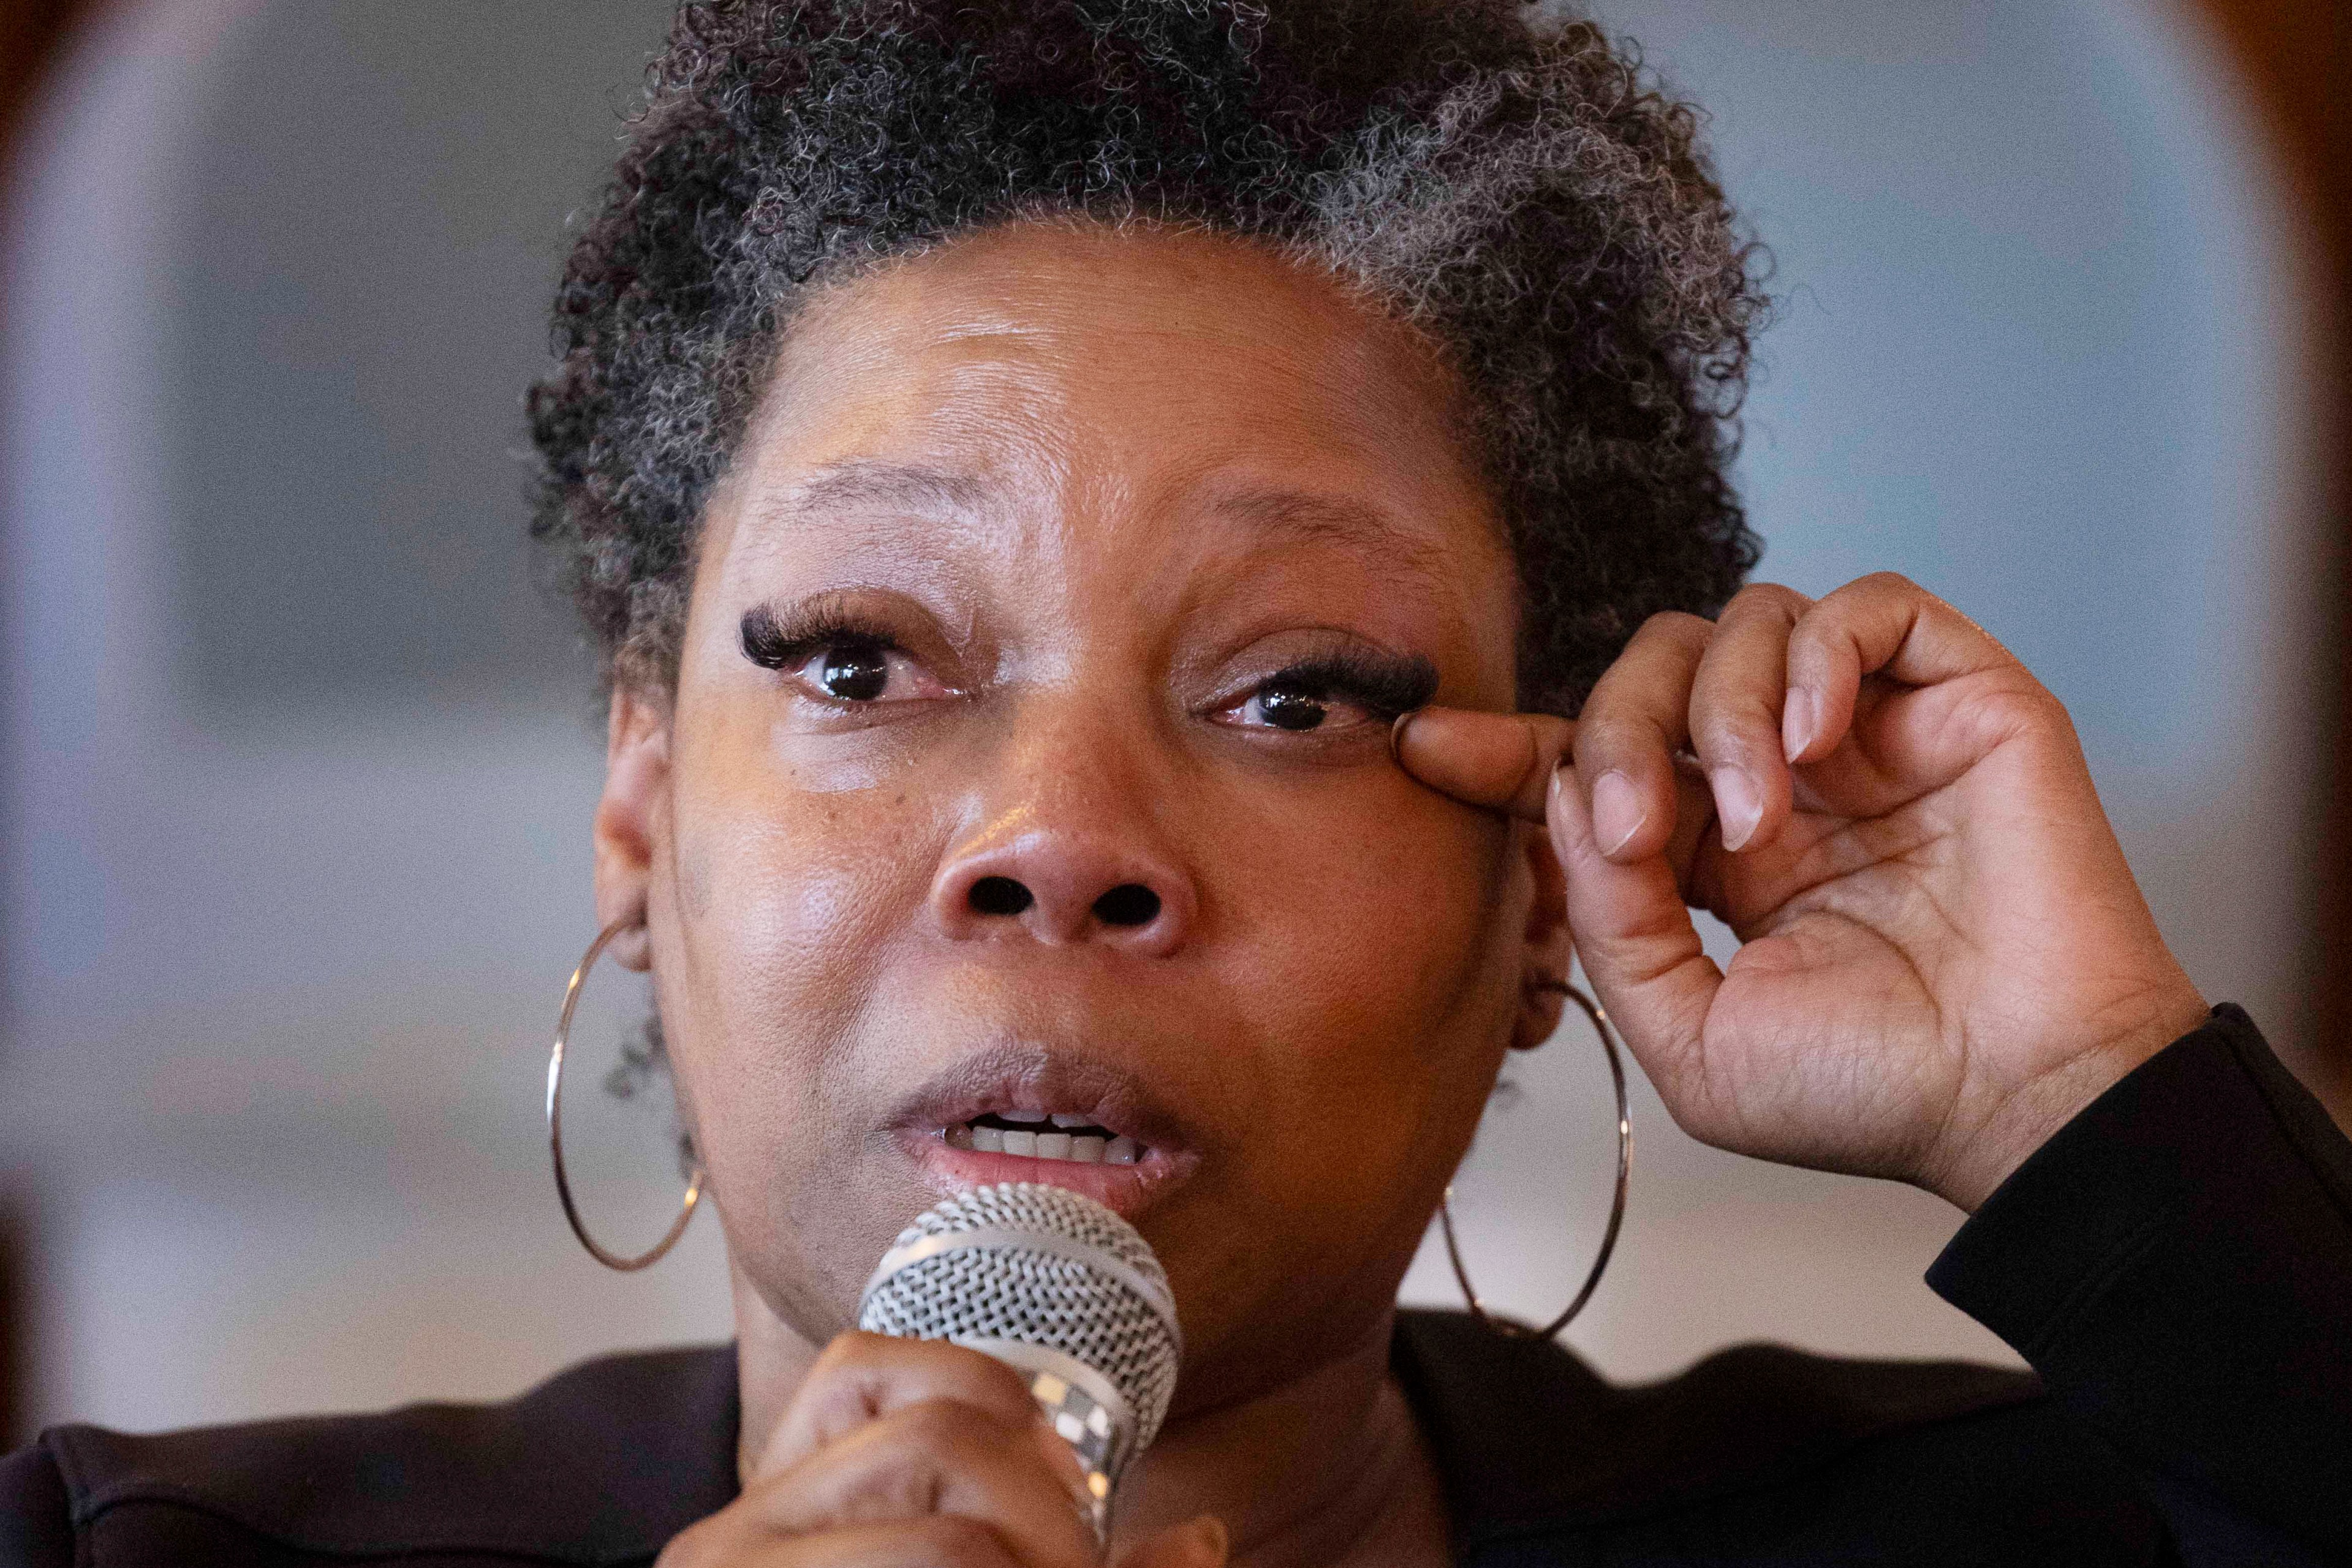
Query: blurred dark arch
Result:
<box><xmin>2195</xmin><ymin>0</ymin><xmax>2352</xmax><ymax>1114</ymax></box>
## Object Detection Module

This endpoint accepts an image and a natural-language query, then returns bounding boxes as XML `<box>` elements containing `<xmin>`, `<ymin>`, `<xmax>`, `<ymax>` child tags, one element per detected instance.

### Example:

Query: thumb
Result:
<box><xmin>1393</xmin><ymin>706</ymin><xmax>1575</xmax><ymax>823</ymax></box>
<box><xmin>1116</xmin><ymin>1514</ymin><xmax>1228</xmax><ymax>1568</ymax></box>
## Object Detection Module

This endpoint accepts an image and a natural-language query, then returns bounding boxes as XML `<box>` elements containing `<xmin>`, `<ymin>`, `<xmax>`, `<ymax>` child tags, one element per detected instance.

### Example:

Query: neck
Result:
<box><xmin>730</xmin><ymin>1264</ymin><xmax>825</xmax><ymax>1479</ymax></box>
<box><xmin>1118</xmin><ymin>1308</ymin><xmax>1450</xmax><ymax>1568</ymax></box>
<box><xmin>730</xmin><ymin>1271</ymin><xmax>1448</xmax><ymax>1568</ymax></box>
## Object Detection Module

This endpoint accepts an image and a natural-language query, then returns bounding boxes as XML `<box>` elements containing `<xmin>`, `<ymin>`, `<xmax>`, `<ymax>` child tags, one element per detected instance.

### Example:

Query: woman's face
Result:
<box><xmin>596</xmin><ymin>222</ymin><xmax>1566</xmax><ymax>1403</ymax></box>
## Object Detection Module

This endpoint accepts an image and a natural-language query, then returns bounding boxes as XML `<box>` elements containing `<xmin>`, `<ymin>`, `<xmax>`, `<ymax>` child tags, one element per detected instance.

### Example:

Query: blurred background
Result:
<box><xmin>0</xmin><ymin>0</ymin><xmax>2344</xmax><ymax>1444</ymax></box>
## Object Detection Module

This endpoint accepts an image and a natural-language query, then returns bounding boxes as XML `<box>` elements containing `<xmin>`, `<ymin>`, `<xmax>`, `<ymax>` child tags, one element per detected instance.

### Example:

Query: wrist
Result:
<box><xmin>1926</xmin><ymin>985</ymin><xmax>2210</xmax><ymax>1212</ymax></box>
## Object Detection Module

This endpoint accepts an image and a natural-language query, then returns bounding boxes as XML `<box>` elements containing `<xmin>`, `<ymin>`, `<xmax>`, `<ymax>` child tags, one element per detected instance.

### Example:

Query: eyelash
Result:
<box><xmin>1248</xmin><ymin>651</ymin><xmax>1439</xmax><ymax>721</ymax></box>
<box><xmin>740</xmin><ymin>605</ymin><xmax>1438</xmax><ymax>722</ymax></box>
<box><xmin>739</xmin><ymin>604</ymin><xmax>898</xmax><ymax>672</ymax></box>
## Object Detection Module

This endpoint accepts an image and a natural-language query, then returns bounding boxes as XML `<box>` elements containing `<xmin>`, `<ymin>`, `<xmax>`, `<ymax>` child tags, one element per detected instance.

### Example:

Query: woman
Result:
<box><xmin>5</xmin><ymin>1</ymin><xmax>2345</xmax><ymax>1564</ymax></box>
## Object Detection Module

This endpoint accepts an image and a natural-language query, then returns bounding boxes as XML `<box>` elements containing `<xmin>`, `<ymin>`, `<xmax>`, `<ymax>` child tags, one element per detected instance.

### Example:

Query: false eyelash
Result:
<box><xmin>739</xmin><ymin>602</ymin><xmax>898</xmax><ymax>670</ymax></box>
<box><xmin>1260</xmin><ymin>649</ymin><xmax>1439</xmax><ymax>718</ymax></box>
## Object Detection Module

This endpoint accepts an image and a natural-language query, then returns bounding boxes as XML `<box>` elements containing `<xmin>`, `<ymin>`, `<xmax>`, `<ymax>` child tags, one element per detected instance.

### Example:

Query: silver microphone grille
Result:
<box><xmin>856</xmin><ymin>1183</ymin><xmax>1182</xmax><ymax>1452</ymax></box>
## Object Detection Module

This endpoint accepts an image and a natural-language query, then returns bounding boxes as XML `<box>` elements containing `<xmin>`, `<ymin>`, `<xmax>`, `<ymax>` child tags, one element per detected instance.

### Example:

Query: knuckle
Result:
<box><xmin>1688</xmin><ymin>658</ymin><xmax>1782</xmax><ymax>724</ymax></box>
<box><xmin>1987</xmin><ymin>670</ymin><xmax>2071</xmax><ymax>729</ymax></box>
<box><xmin>1639</xmin><ymin>609</ymin><xmax>1717</xmax><ymax>646</ymax></box>
<box><xmin>1782</xmin><ymin>610</ymin><xmax>1836</xmax><ymax>662</ymax></box>
<box><xmin>1575</xmin><ymin>711</ymin><xmax>1664</xmax><ymax>758</ymax></box>
<box><xmin>909</xmin><ymin>1340</ymin><xmax>1034</xmax><ymax>1406</ymax></box>
<box><xmin>1946</xmin><ymin>671</ymin><xmax>2072</xmax><ymax>753</ymax></box>
<box><xmin>962</xmin><ymin>1348</ymin><xmax>1041</xmax><ymax>1405</ymax></box>
<box><xmin>810</xmin><ymin>1332</ymin><xmax>864</xmax><ymax>1374</ymax></box>
<box><xmin>898</xmin><ymin>1396</ymin><xmax>988</xmax><ymax>1445</ymax></box>
<box><xmin>1723</xmin><ymin>582</ymin><xmax>1809</xmax><ymax>623</ymax></box>
<box><xmin>833</xmin><ymin>1453</ymin><xmax>954</xmax><ymax>1526</ymax></box>
<box><xmin>1691</xmin><ymin>714</ymin><xmax>1771</xmax><ymax>764</ymax></box>
<box><xmin>1688</xmin><ymin>647</ymin><xmax>1782</xmax><ymax>712</ymax></box>
<box><xmin>1522</xmin><ymin>712</ymin><xmax>1577</xmax><ymax>756</ymax></box>
<box><xmin>1856</xmin><ymin>570</ymin><xmax>1921</xmax><ymax>596</ymax></box>
<box><xmin>830</xmin><ymin>1333</ymin><xmax>1032</xmax><ymax>1413</ymax></box>
<box><xmin>1590</xmin><ymin>644</ymin><xmax>1701</xmax><ymax>703</ymax></box>
<box><xmin>815</xmin><ymin>1329</ymin><xmax>899</xmax><ymax>1376</ymax></box>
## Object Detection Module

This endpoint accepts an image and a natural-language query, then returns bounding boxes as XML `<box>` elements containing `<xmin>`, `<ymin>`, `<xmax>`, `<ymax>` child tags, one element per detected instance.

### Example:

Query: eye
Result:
<box><xmin>811</xmin><ymin>643</ymin><xmax>888</xmax><ymax>703</ymax></box>
<box><xmin>1233</xmin><ymin>679</ymin><xmax>1343</xmax><ymax>733</ymax></box>
<box><xmin>740</xmin><ymin>605</ymin><xmax>956</xmax><ymax>710</ymax></box>
<box><xmin>786</xmin><ymin>640</ymin><xmax>944</xmax><ymax>706</ymax></box>
<box><xmin>1213</xmin><ymin>650</ymin><xmax>1439</xmax><ymax>737</ymax></box>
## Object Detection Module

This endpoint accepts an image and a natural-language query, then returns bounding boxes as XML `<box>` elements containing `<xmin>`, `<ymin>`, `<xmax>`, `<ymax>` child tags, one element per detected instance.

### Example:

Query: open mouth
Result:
<box><xmin>945</xmin><ymin>1110</ymin><xmax>1146</xmax><ymax>1165</ymax></box>
<box><xmin>886</xmin><ymin>1045</ymin><xmax>1200</xmax><ymax>1218</ymax></box>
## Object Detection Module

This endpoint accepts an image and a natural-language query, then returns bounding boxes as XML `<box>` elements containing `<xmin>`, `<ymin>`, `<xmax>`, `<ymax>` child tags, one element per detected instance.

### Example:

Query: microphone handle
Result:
<box><xmin>949</xmin><ymin>1335</ymin><xmax>1130</xmax><ymax>1540</ymax></box>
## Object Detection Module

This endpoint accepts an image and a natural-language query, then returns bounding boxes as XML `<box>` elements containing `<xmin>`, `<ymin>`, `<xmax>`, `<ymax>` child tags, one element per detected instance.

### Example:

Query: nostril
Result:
<box><xmin>1092</xmin><ymin>883</ymin><xmax>1161</xmax><ymax>928</ymax></box>
<box><xmin>969</xmin><ymin>876</ymin><xmax>1035</xmax><ymax>917</ymax></box>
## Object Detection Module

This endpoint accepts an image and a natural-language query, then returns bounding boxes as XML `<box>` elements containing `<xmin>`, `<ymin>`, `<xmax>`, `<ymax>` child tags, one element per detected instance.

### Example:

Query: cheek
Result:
<box><xmin>1195</xmin><ymin>768</ymin><xmax>1520</xmax><ymax>1176</ymax></box>
<box><xmin>1137</xmin><ymin>766</ymin><xmax>1520</xmax><ymax>1360</ymax></box>
<box><xmin>654</xmin><ymin>712</ymin><xmax>945</xmax><ymax>1163</ymax></box>
<box><xmin>648</xmin><ymin>706</ymin><xmax>975</xmax><ymax>1337</ymax></box>
<box><xmin>1225</xmin><ymin>801</ymin><xmax>1505</xmax><ymax>1012</ymax></box>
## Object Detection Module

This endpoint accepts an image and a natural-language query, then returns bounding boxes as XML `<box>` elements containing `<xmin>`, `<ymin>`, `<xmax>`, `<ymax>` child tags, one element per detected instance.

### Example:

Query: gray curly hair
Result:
<box><xmin>528</xmin><ymin>0</ymin><xmax>1766</xmax><ymax>715</ymax></box>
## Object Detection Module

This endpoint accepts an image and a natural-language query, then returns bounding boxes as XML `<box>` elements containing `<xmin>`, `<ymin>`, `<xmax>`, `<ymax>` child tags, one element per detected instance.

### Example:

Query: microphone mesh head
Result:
<box><xmin>858</xmin><ymin>1183</ymin><xmax>1181</xmax><ymax>1449</ymax></box>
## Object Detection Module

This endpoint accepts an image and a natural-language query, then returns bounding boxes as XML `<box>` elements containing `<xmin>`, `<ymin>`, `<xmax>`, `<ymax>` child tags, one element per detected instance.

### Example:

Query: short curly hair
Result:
<box><xmin>528</xmin><ymin>0</ymin><xmax>1764</xmax><ymax>714</ymax></box>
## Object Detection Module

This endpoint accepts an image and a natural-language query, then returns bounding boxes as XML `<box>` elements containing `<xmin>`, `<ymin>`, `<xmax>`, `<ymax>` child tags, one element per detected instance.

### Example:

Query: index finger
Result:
<box><xmin>746</xmin><ymin>1400</ymin><xmax>1096</xmax><ymax>1568</ymax></box>
<box><xmin>1782</xmin><ymin>573</ymin><xmax>2021</xmax><ymax>764</ymax></box>
<box><xmin>1391</xmin><ymin>706</ymin><xmax>1576</xmax><ymax>822</ymax></box>
<box><xmin>760</xmin><ymin>1332</ymin><xmax>1060</xmax><ymax>1480</ymax></box>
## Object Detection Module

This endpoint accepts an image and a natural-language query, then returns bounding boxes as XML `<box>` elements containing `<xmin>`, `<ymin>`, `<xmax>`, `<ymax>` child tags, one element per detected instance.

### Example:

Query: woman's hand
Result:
<box><xmin>659</xmin><ymin>1333</ymin><xmax>1227</xmax><ymax>1568</ymax></box>
<box><xmin>1396</xmin><ymin>573</ymin><xmax>2208</xmax><ymax>1211</ymax></box>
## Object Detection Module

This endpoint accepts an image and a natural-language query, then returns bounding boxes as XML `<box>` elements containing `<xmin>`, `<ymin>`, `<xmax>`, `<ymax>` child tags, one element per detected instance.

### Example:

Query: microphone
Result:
<box><xmin>858</xmin><ymin>1182</ymin><xmax>1182</xmax><ymax>1537</ymax></box>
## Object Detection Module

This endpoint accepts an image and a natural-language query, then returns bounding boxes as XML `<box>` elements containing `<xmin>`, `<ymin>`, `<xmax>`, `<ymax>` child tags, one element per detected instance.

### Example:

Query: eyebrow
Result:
<box><xmin>754</xmin><ymin>459</ymin><xmax>995</xmax><ymax>528</ymax></box>
<box><xmin>755</xmin><ymin>462</ymin><xmax>1459</xmax><ymax>586</ymax></box>
<box><xmin>1204</xmin><ymin>483</ymin><xmax>1457</xmax><ymax>586</ymax></box>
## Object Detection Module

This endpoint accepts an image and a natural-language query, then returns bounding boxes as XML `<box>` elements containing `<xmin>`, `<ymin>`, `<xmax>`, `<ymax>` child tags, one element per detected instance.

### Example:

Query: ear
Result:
<box><xmin>592</xmin><ymin>684</ymin><xmax>672</xmax><ymax>973</ymax></box>
<box><xmin>1511</xmin><ymin>817</ymin><xmax>1573</xmax><ymax>1052</ymax></box>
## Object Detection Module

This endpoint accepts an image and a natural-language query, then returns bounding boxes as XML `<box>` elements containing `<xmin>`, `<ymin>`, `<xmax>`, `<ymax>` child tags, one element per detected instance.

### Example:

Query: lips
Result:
<box><xmin>883</xmin><ymin>1042</ymin><xmax>1201</xmax><ymax>1219</ymax></box>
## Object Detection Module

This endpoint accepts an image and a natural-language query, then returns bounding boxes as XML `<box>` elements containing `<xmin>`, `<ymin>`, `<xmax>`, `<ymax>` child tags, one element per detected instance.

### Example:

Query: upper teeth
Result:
<box><xmin>947</xmin><ymin>1120</ymin><xmax>1144</xmax><ymax>1165</ymax></box>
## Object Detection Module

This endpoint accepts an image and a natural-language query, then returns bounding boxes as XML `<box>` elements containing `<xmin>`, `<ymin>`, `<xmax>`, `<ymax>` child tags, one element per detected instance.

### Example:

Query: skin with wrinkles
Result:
<box><xmin>529</xmin><ymin>1</ymin><xmax>1764</xmax><ymax>714</ymax></box>
<box><xmin>611</xmin><ymin>222</ymin><xmax>2207</xmax><ymax>1568</ymax></box>
<box><xmin>606</xmin><ymin>225</ymin><xmax>1562</xmax><ymax>1568</ymax></box>
<box><xmin>1398</xmin><ymin>580</ymin><xmax>2207</xmax><ymax>1215</ymax></box>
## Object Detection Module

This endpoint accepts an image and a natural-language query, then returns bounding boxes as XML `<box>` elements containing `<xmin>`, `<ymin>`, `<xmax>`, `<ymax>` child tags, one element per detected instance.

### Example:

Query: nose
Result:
<box><xmin>931</xmin><ymin>828</ymin><xmax>1196</xmax><ymax>958</ymax></box>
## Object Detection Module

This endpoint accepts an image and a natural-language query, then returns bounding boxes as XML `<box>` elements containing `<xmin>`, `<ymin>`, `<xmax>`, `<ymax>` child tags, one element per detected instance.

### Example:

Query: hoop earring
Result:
<box><xmin>1440</xmin><ymin>979</ymin><xmax>1631</xmax><ymax>1339</ymax></box>
<box><xmin>546</xmin><ymin>915</ymin><xmax>705</xmax><ymax>1272</ymax></box>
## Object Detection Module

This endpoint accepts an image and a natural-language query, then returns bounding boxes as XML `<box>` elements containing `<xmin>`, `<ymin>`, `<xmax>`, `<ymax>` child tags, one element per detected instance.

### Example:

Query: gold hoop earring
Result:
<box><xmin>1440</xmin><ymin>979</ymin><xmax>1631</xmax><ymax>1339</ymax></box>
<box><xmin>547</xmin><ymin>915</ymin><xmax>705</xmax><ymax>1271</ymax></box>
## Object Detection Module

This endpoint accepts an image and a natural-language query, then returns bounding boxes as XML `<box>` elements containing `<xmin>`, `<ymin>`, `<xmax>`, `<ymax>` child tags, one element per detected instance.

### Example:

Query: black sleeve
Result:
<box><xmin>1926</xmin><ymin>1004</ymin><xmax>2352</xmax><ymax>1565</ymax></box>
<box><xmin>0</xmin><ymin>1442</ymin><xmax>75</xmax><ymax>1568</ymax></box>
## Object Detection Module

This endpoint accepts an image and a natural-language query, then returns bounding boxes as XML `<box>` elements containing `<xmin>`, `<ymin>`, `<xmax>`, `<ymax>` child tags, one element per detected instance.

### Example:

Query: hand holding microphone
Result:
<box><xmin>657</xmin><ymin>1185</ymin><xmax>1223</xmax><ymax>1568</ymax></box>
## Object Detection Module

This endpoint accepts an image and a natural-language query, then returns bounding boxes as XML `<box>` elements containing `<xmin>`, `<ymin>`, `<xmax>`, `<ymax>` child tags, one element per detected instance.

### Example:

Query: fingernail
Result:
<box><xmin>1388</xmin><ymin>709</ymin><xmax>1416</xmax><ymax>767</ymax></box>
<box><xmin>1712</xmin><ymin>766</ymin><xmax>1762</xmax><ymax>851</ymax></box>
<box><xmin>1782</xmin><ymin>687</ymin><xmax>1818</xmax><ymax>761</ymax></box>
<box><xmin>1592</xmin><ymin>770</ymin><xmax>1647</xmax><ymax>857</ymax></box>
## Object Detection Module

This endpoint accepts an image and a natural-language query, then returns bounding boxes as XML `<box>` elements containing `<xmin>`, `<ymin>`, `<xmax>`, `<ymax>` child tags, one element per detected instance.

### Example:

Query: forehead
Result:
<box><xmin>727</xmin><ymin>224</ymin><xmax>1505</xmax><ymax>575</ymax></box>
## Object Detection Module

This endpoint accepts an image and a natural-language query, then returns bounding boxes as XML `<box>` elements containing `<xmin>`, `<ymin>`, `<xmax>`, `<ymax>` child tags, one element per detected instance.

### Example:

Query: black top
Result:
<box><xmin>5</xmin><ymin>1005</ymin><xmax>2347</xmax><ymax>1566</ymax></box>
